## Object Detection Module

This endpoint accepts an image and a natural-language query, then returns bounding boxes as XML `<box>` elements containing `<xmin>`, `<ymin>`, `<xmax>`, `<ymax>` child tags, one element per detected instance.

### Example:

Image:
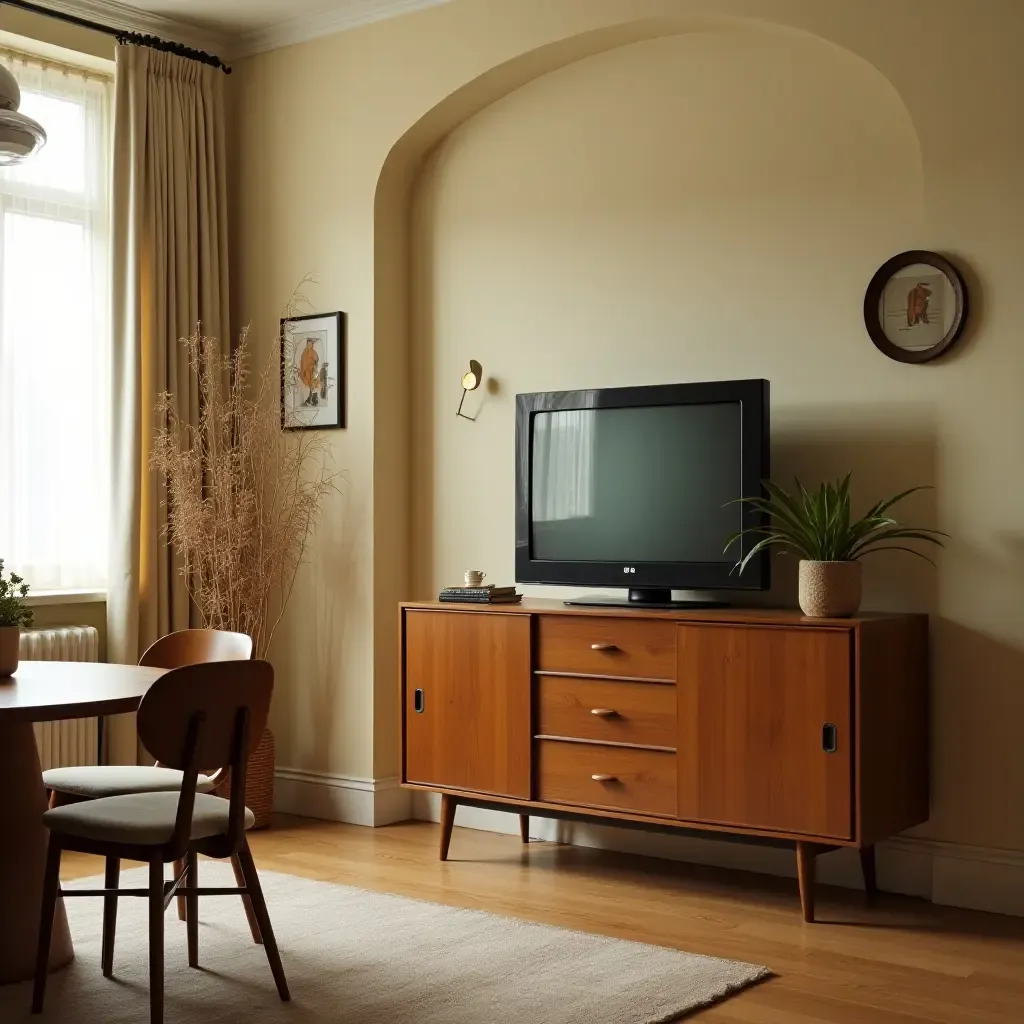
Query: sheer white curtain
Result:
<box><xmin>0</xmin><ymin>52</ymin><xmax>112</xmax><ymax>591</ymax></box>
<box><xmin>533</xmin><ymin>410</ymin><xmax>596</xmax><ymax>522</ymax></box>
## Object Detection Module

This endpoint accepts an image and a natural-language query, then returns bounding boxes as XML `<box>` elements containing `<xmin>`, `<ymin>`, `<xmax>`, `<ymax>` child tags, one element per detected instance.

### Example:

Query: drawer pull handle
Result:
<box><xmin>591</xmin><ymin>774</ymin><xmax>618</xmax><ymax>783</ymax></box>
<box><xmin>590</xmin><ymin>708</ymin><xmax>618</xmax><ymax>718</ymax></box>
<box><xmin>590</xmin><ymin>643</ymin><xmax>619</xmax><ymax>652</ymax></box>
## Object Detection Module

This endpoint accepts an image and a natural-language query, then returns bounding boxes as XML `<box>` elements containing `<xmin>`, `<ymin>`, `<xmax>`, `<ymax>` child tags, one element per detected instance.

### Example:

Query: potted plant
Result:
<box><xmin>0</xmin><ymin>560</ymin><xmax>33</xmax><ymax>676</ymax></box>
<box><xmin>725</xmin><ymin>474</ymin><xmax>947</xmax><ymax>617</ymax></box>
<box><xmin>151</xmin><ymin>302</ymin><xmax>336</xmax><ymax>825</ymax></box>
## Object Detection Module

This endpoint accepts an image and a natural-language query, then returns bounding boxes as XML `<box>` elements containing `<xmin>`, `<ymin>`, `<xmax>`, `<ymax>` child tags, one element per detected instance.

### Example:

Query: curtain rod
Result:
<box><xmin>0</xmin><ymin>0</ymin><xmax>231</xmax><ymax>72</ymax></box>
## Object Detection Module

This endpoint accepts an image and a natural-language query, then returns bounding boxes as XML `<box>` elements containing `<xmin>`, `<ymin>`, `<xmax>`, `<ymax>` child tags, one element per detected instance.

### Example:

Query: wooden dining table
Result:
<box><xmin>0</xmin><ymin>660</ymin><xmax>167</xmax><ymax>985</ymax></box>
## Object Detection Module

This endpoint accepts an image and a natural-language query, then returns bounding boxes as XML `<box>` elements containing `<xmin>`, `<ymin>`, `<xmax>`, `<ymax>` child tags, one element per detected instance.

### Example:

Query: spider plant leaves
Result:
<box><xmin>856</xmin><ymin>545</ymin><xmax>938</xmax><ymax>566</ymax></box>
<box><xmin>724</xmin><ymin>475</ymin><xmax>946</xmax><ymax>574</ymax></box>
<box><xmin>850</xmin><ymin>528</ymin><xmax>948</xmax><ymax>560</ymax></box>
<box><xmin>729</xmin><ymin>533</ymin><xmax>789</xmax><ymax>576</ymax></box>
<box><xmin>862</xmin><ymin>485</ymin><xmax>934</xmax><ymax>521</ymax></box>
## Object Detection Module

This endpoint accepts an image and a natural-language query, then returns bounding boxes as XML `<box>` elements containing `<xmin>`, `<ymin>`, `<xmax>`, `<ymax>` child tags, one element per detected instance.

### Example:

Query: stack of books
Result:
<box><xmin>439</xmin><ymin>585</ymin><xmax>522</xmax><ymax>604</ymax></box>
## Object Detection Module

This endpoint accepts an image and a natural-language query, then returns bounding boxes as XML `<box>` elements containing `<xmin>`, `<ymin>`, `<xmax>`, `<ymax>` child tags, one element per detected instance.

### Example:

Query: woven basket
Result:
<box><xmin>244</xmin><ymin>727</ymin><xmax>276</xmax><ymax>829</ymax></box>
<box><xmin>211</xmin><ymin>726</ymin><xmax>275</xmax><ymax>828</ymax></box>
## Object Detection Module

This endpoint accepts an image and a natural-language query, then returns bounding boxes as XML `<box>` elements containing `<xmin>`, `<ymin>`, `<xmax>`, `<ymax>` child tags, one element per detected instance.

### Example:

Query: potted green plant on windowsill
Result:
<box><xmin>0</xmin><ymin>560</ymin><xmax>33</xmax><ymax>676</ymax></box>
<box><xmin>725</xmin><ymin>474</ymin><xmax>947</xmax><ymax>617</ymax></box>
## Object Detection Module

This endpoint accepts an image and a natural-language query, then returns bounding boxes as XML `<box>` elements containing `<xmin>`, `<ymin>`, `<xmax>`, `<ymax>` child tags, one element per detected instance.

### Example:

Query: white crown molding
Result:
<box><xmin>232</xmin><ymin>0</ymin><xmax>452</xmax><ymax>59</ymax></box>
<box><xmin>25</xmin><ymin>0</ymin><xmax>232</xmax><ymax>57</ymax></box>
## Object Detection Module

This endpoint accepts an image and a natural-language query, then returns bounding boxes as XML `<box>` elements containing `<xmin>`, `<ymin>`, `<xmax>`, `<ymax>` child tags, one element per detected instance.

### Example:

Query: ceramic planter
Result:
<box><xmin>0</xmin><ymin>625</ymin><xmax>19</xmax><ymax>676</ymax></box>
<box><xmin>798</xmin><ymin>560</ymin><xmax>862</xmax><ymax>618</ymax></box>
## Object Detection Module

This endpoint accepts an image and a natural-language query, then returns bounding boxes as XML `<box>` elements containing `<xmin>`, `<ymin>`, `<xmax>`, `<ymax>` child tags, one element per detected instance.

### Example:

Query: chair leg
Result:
<box><xmin>231</xmin><ymin>852</ymin><xmax>263</xmax><ymax>944</ymax></box>
<box><xmin>102</xmin><ymin>856</ymin><xmax>120</xmax><ymax>978</ymax></box>
<box><xmin>186</xmin><ymin>851</ymin><xmax>199</xmax><ymax>969</ymax></box>
<box><xmin>31</xmin><ymin>837</ymin><xmax>63</xmax><ymax>1014</ymax></box>
<box><xmin>149</xmin><ymin>856</ymin><xmax>165</xmax><ymax>1024</ymax></box>
<box><xmin>173</xmin><ymin>858</ymin><xmax>188</xmax><ymax>922</ymax></box>
<box><xmin>236</xmin><ymin>838</ymin><xmax>290</xmax><ymax>1002</ymax></box>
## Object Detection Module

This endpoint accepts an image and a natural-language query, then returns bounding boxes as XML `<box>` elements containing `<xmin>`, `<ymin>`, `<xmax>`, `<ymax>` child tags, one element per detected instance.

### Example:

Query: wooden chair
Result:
<box><xmin>32</xmin><ymin>659</ymin><xmax>289</xmax><ymax>1024</ymax></box>
<box><xmin>42</xmin><ymin>629</ymin><xmax>262</xmax><ymax>943</ymax></box>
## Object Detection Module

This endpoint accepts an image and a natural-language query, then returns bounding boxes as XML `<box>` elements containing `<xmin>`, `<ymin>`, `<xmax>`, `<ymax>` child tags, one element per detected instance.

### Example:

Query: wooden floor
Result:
<box><xmin>62</xmin><ymin>815</ymin><xmax>1024</xmax><ymax>1023</ymax></box>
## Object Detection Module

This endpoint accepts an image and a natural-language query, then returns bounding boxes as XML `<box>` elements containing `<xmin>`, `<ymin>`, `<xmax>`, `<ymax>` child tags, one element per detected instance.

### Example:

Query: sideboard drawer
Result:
<box><xmin>536</xmin><ymin>675</ymin><xmax>676</xmax><ymax>749</ymax></box>
<box><xmin>536</xmin><ymin>740</ymin><xmax>676</xmax><ymax>817</ymax></box>
<box><xmin>536</xmin><ymin>616</ymin><xmax>675</xmax><ymax>680</ymax></box>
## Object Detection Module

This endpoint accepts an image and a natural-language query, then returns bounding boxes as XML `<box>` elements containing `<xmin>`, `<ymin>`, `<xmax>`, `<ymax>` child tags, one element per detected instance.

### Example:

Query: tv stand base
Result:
<box><xmin>565</xmin><ymin>588</ymin><xmax>727</xmax><ymax>610</ymax></box>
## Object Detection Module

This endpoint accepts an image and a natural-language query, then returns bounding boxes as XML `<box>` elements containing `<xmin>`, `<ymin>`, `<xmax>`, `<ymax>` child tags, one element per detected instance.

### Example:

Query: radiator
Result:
<box><xmin>21</xmin><ymin>626</ymin><xmax>101</xmax><ymax>771</ymax></box>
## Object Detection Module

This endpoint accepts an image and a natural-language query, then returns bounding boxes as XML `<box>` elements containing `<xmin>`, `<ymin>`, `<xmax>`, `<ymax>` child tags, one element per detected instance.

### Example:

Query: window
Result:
<box><xmin>0</xmin><ymin>52</ymin><xmax>112</xmax><ymax>591</ymax></box>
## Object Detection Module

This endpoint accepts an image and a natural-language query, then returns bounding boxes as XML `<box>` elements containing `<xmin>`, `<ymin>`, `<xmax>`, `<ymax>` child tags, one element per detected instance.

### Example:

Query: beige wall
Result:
<box><xmin>232</xmin><ymin>0</ymin><xmax>1024</xmax><ymax>852</ymax></box>
<box><xmin>0</xmin><ymin>8</ymin><xmax>113</xmax><ymax>62</ymax></box>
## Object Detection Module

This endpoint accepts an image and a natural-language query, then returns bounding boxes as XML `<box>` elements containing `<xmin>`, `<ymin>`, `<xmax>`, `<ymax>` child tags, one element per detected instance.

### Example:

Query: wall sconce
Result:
<box><xmin>457</xmin><ymin>360</ymin><xmax>483</xmax><ymax>420</ymax></box>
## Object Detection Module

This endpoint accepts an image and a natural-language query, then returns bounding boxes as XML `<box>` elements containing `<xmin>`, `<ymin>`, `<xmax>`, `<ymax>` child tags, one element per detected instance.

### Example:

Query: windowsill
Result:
<box><xmin>23</xmin><ymin>589</ymin><xmax>107</xmax><ymax>608</ymax></box>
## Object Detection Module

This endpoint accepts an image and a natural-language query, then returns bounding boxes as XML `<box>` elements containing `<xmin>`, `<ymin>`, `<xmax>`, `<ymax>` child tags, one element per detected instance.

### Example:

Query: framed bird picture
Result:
<box><xmin>863</xmin><ymin>251</ymin><xmax>967</xmax><ymax>364</ymax></box>
<box><xmin>281</xmin><ymin>311</ymin><xmax>346</xmax><ymax>430</ymax></box>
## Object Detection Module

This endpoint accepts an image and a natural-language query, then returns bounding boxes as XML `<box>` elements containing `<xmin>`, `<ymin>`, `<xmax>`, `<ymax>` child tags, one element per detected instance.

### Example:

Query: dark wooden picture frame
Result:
<box><xmin>280</xmin><ymin>311</ymin><xmax>346</xmax><ymax>430</ymax></box>
<box><xmin>863</xmin><ymin>250</ymin><xmax>967</xmax><ymax>364</ymax></box>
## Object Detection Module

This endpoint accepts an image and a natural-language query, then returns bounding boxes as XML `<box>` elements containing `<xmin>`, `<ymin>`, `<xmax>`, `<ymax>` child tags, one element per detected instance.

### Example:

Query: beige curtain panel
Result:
<box><xmin>107</xmin><ymin>44</ymin><xmax>231</xmax><ymax>759</ymax></box>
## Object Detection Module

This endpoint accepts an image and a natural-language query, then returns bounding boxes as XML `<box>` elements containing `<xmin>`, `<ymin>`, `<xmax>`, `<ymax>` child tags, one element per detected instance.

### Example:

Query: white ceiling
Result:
<box><xmin>49</xmin><ymin>0</ymin><xmax>451</xmax><ymax>56</ymax></box>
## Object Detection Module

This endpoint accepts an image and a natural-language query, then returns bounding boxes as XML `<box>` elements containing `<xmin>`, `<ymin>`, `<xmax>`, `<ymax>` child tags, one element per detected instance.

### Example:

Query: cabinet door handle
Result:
<box><xmin>822</xmin><ymin>722</ymin><xmax>837</xmax><ymax>753</ymax></box>
<box><xmin>414</xmin><ymin>688</ymin><xmax>425</xmax><ymax>714</ymax></box>
<box><xmin>591</xmin><ymin>774</ymin><xmax>618</xmax><ymax>783</ymax></box>
<box><xmin>590</xmin><ymin>643</ymin><xmax>619</xmax><ymax>652</ymax></box>
<box><xmin>590</xmin><ymin>708</ymin><xmax>618</xmax><ymax>718</ymax></box>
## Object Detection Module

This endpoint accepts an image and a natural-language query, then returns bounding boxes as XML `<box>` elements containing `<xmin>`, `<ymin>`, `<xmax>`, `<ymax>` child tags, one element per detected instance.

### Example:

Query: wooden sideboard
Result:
<box><xmin>398</xmin><ymin>599</ymin><xmax>929</xmax><ymax>921</ymax></box>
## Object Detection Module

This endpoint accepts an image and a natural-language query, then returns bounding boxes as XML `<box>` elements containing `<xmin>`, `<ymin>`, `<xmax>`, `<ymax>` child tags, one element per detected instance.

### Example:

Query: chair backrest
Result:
<box><xmin>139</xmin><ymin>628</ymin><xmax>252</xmax><ymax>669</ymax></box>
<box><xmin>137</xmin><ymin>660</ymin><xmax>273</xmax><ymax>772</ymax></box>
<box><xmin>137</xmin><ymin>660</ymin><xmax>273</xmax><ymax>856</ymax></box>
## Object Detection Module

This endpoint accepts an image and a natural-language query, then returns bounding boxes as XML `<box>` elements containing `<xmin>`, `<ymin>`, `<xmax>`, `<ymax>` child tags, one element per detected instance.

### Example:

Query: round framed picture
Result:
<box><xmin>863</xmin><ymin>250</ymin><xmax>968</xmax><ymax>364</ymax></box>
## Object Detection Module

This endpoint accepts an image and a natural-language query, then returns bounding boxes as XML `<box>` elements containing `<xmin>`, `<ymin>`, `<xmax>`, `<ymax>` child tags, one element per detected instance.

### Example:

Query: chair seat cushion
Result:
<box><xmin>43</xmin><ymin>765</ymin><xmax>218</xmax><ymax>798</ymax></box>
<box><xmin>43</xmin><ymin>792</ymin><xmax>254</xmax><ymax>846</ymax></box>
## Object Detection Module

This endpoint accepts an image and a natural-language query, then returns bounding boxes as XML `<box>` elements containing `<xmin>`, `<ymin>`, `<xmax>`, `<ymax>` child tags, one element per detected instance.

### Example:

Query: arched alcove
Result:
<box><xmin>370</xmin><ymin>19</ymin><xmax>922</xmax><ymax>624</ymax></box>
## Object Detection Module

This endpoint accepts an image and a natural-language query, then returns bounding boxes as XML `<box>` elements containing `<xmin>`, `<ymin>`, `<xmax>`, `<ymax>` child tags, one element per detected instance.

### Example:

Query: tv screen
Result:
<box><xmin>515</xmin><ymin>379</ymin><xmax>770</xmax><ymax>605</ymax></box>
<box><xmin>530</xmin><ymin>403</ymin><xmax>742</xmax><ymax>565</ymax></box>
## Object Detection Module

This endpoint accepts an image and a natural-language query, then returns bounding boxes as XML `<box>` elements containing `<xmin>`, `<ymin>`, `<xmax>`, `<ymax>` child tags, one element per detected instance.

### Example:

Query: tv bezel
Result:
<box><xmin>514</xmin><ymin>379</ymin><xmax>771</xmax><ymax>594</ymax></box>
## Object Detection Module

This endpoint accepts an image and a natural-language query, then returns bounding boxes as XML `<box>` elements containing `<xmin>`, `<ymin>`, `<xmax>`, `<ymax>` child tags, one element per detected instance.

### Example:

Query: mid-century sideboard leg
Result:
<box><xmin>795</xmin><ymin>841</ymin><xmax>817</xmax><ymax>923</ymax></box>
<box><xmin>439</xmin><ymin>794</ymin><xmax>457</xmax><ymax>861</ymax></box>
<box><xmin>859</xmin><ymin>845</ymin><xmax>878</xmax><ymax>897</ymax></box>
<box><xmin>519</xmin><ymin>814</ymin><xmax>530</xmax><ymax>844</ymax></box>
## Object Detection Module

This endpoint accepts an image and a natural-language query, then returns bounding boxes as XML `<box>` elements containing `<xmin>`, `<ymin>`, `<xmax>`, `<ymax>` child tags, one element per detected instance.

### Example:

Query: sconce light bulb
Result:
<box><xmin>462</xmin><ymin>360</ymin><xmax>483</xmax><ymax>392</ymax></box>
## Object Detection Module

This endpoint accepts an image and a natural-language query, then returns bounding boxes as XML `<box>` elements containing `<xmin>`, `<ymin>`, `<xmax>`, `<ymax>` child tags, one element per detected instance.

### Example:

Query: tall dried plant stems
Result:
<box><xmin>152</xmin><ymin>318</ymin><xmax>336</xmax><ymax>658</ymax></box>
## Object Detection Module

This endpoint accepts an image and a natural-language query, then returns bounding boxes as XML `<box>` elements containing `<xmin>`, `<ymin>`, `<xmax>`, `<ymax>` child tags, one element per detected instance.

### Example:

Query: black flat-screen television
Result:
<box><xmin>515</xmin><ymin>379</ymin><xmax>770</xmax><ymax>608</ymax></box>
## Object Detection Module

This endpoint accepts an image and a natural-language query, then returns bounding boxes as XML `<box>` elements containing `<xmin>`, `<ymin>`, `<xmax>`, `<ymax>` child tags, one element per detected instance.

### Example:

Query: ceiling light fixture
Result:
<box><xmin>0</xmin><ymin>64</ymin><xmax>46</xmax><ymax>165</ymax></box>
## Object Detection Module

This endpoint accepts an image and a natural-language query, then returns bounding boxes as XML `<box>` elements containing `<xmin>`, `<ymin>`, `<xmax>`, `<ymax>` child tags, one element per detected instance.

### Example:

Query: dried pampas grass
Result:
<box><xmin>151</xmin><ymin>303</ymin><xmax>336</xmax><ymax>659</ymax></box>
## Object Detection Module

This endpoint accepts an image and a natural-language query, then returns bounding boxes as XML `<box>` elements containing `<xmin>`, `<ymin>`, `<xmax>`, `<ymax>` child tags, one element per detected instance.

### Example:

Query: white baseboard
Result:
<box><xmin>410</xmin><ymin>794</ymin><xmax>1024</xmax><ymax>917</ymax></box>
<box><xmin>274</xmin><ymin>769</ymin><xmax>411</xmax><ymax>826</ymax></box>
<box><xmin>274</xmin><ymin>775</ymin><xmax>1024</xmax><ymax>917</ymax></box>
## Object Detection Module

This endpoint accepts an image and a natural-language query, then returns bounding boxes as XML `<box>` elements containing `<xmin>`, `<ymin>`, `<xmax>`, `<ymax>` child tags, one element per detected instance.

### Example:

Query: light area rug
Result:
<box><xmin>0</xmin><ymin>863</ymin><xmax>769</xmax><ymax>1023</ymax></box>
